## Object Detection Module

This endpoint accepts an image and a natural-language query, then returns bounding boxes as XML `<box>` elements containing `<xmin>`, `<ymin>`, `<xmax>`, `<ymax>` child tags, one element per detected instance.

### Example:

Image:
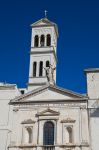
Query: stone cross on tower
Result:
<box><xmin>45</xmin><ymin>10</ymin><xmax>48</xmax><ymax>18</ymax></box>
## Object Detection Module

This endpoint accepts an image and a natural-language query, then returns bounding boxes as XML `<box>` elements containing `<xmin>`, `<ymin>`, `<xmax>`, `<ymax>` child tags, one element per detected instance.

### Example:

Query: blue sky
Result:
<box><xmin>0</xmin><ymin>0</ymin><xmax>98</xmax><ymax>93</ymax></box>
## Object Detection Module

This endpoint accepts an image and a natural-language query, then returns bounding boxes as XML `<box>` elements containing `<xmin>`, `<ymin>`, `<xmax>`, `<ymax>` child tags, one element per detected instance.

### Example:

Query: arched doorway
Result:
<box><xmin>43</xmin><ymin>121</ymin><xmax>54</xmax><ymax>145</ymax></box>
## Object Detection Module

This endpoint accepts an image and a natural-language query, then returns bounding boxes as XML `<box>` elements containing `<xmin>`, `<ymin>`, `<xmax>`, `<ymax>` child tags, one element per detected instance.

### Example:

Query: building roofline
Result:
<box><xmin>9</xmin><ymin>84</ymin><xmax>88</xmax><ymax>104</ymax></box>
<box><xmin>30</xmin><ymin>18</ymin><xmax>59</xmax><ymax>37</ymax></box>
<box><xmin>84</xmin><ymin>68</ymin><xmax>99</xmax><ymax>73</ymax></box>
<box><xmin>9</xmin><ymin>98</ymin><xmax>88</xmax><ymax>105</ymax></box>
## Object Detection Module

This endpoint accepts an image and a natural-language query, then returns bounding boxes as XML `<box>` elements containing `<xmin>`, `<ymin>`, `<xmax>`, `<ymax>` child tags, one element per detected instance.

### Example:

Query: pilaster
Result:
<box><xmin>80</xmin><ymin>107</ymin><xmax>89</xmax><ymax>144</ymax></box>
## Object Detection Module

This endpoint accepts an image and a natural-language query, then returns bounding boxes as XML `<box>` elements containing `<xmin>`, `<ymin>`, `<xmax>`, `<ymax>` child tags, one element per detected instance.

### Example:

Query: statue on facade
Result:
<box><xmin>44</xmin><ymin>64</ymin><xmax>56</xmax><ymax>85</ymax></box>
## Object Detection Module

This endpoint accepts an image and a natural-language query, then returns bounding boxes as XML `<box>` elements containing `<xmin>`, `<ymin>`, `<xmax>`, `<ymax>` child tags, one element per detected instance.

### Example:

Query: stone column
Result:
<box><xmin>43</xmin><ymin>62</ymin><xmax>46</xmax><ymax>77</ymax></box>
<box><xmin>38</xmin><ymin>119</ymin><xmax>44</xmax><ymax>145</ymax></box>
<box><xmin>54</xmin><ymin>119</ymin><xmax>58</xmax><ymax>144</ymax></box>
<box><xmin>32</xmin><ymin>36</ymin><xmax>34</xmax><ymax>47</ymax></box>
<box><xmin>57</xmin><ymin>120</ymin><xmax>62</xmax><ymax>145</ymax></box>
<box><xmin>79</xmin><ymin>108</ymin><xmax>82</xmax><ymax>144</ymax></box>
<box><xmin>30</xmin><ymin>59</ymin><xmax>33</xmax><ymax>77</ymax></box>
<box><xmin>39</xmin><ymin>36</ymin><xmax>41</xmax><ymax>47</ymax></box>
<box><xmin>36</xmin><ymin>62</ymin><xmax>39</xmax><ymax>77</ymax></box>
<box><xmin>33</xmin><ymin>122</ymin><xmax>38</xmax><ymax>144</ymax></box>
<box><xmin>45</xmin><ymin>35</ymin><xmax>47</xmax><ymax>47</ymax></box>
<box><xmin>80</xmin><ymin>107</ymin><xmax>89</xmax><ymax>144</ymax></box>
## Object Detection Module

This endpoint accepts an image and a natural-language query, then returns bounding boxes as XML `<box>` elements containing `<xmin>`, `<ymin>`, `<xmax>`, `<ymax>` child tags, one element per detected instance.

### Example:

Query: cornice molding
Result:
<box><xmin>8</xmin><ymin>143</ymin><xmax>89</xmax><ymax>148</ymax></box>
<box><xmin>60</xmin><ymin>118</ymin><xmax>76</xmax><ymax>123</ymax></box>
<box><xmin>31</xmin><ymin>46</ymin><xmax>54</xmax><ymax>49</ymax></box>
<box><xmin>30</xmin><ymin>50</ymin><xmax>57</xmax><ymax>62</ymax></box>
<box><xmin>28</xmin><ymin>82</ymin><xmax>47</xmax><ymax>86</ymax></box>
<box><xmin>38</xmin><ymin>118</ymin><xmax>59</xmax><ymax>121</ymax></box>
<box><xmin>29</xmin><ymin>76</ymin><xmax>46</xmax><ymax>79</ymax></box>
<box><xmin>10</xmin><ymin>84</ymin><xmax>88</xmax><ymax>105</ymax></box>
<box><xmin>10</xmin><ymin>99</ymin><xmax>87</xmax><ymax>105</ymax></box>
<box><xmin>21</xmin><ymin>119</ymin><xmax>35</xmax><ymax>124</ymax></box>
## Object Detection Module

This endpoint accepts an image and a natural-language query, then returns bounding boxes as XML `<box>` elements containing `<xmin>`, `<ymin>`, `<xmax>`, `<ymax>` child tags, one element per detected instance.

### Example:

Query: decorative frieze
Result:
<box><xmin>34</xmin><ymin>28</ymin><xmax>52</xmax><ymax>35</ymax></box>
<box><xmin>16</xmin><ymin>103</ymin><xmax>87</xmax><ymax>110</ymax></box>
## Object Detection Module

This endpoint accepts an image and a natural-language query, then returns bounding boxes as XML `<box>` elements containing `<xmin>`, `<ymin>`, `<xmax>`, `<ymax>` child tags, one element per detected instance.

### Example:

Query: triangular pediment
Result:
<box><xmin>31</xmin><ymin>18</ymin><xmax>55</xmax><ymax>27</ymax></box>
<box><xmin>31</xmin><ymin>18</ymin><xmax>58</xmax><ymax>37</ymax></box>
<box><xmin>10</xmin><ymin>84</ymin><xmax>87</xmax><ymax>104</ymax></box>
<box><xmin>36</xmin><ymin>108</ymin><xmax>60</xmax><ymax>116</ymax></box>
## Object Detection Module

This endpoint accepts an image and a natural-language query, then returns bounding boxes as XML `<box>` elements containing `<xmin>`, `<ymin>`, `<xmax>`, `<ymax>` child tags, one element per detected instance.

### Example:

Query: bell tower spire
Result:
<box><xmin>28</xmin><ymin>17</ymin><xmax>58</xmax><ymax>91</ymax></box>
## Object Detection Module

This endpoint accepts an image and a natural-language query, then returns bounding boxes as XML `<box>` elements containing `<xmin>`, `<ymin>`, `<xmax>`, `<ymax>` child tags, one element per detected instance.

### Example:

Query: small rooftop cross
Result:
<box><xmin>45</xmin><ymin>10</ymin><xmax>48</xmax><ymax>18</ymax></box>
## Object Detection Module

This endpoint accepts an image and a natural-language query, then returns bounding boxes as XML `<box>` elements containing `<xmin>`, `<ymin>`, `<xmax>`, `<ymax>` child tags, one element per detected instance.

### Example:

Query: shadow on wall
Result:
<box><xmin>90</xmin><ymin>108</ymin><xmax>99</xmax><ymax>117</ymax></box>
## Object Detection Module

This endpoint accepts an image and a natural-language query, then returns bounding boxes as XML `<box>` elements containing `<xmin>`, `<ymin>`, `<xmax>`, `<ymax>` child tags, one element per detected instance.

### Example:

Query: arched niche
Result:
<box><xmin>65</xmin><ymin>126</ymin><xmax>73</xmax><ymax>144</ymax></box>
<box><xmin>24</xmin><ymin>127</ymin><xmax>33</xmax><ymax>144</ymax></box>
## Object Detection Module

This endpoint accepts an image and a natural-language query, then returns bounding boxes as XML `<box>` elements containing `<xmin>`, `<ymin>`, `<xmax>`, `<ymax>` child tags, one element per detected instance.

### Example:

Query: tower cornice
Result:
<box><xmin>30</xmin><ymin>18</ymin><xmax>58</xmax><ymax>37</ymax></box>
<box><xmin>30</xmin><ymin>50</ymin><xmax>57</xmax><ymax>63</ymax></box>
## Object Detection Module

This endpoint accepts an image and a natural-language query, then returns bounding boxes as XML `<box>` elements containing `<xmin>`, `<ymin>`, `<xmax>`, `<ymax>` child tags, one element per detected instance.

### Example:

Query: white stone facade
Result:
<box><xmin>0</xmin><ymin>17</ymin><xmax>98</xmax><ymax>150</ymax></box>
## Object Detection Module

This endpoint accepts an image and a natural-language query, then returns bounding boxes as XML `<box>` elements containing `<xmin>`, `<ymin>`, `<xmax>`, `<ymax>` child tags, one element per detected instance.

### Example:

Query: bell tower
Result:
<box><xmin>28</xmin><ymin>17</ymin><xmax>58</xmax><ymax>91</ymax></box>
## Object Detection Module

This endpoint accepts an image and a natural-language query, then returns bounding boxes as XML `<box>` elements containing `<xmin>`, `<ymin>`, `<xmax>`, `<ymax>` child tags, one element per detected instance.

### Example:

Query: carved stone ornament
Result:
<box><xmin>60</xmin><ymin>117</ymin><xmax>76</xmax><ymax>123</ymax></box>
<box><xmin>36</xmin><ymin>107</ymin><xmax>60</xmax><ymax>116</ymax></box>
<box><xmin>13</xmin><ymin>108</ymin><xmax>19</xmax><ymax>112</ymax></box>
<box><xmin>21</xmin><ymin>119</ymin><xmax>35</xmax><ymax>124</ymax></box>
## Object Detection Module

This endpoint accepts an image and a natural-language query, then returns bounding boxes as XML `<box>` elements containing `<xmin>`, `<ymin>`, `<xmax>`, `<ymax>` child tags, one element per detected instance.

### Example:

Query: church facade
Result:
<box><xmin>0</xmin><ymin>17</ymin><xmax>99</xmax><ymax>150</ymax></box>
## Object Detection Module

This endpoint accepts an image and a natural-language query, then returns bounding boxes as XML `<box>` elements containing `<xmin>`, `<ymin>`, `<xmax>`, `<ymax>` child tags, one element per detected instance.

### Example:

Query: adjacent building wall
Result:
<box><xmin>0</xmin><ymin>83</ymin><xmax>20</xmax><ymax>150</ymax></box>
<box><xmin>85</xmin><ymin>69</ymin><xmax>99</xmax><ymax>150</ymax></box>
